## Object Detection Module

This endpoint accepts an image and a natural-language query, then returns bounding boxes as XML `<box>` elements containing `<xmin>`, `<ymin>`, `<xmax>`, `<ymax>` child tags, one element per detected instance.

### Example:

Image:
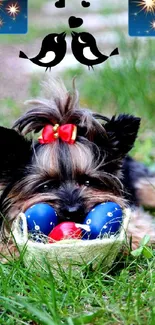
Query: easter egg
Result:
<box><xmin>25</xmin><ymin>203</ymin><xmax>58</xmax><ymax>236</ymax></box>
<box><xmin>82</xmin><ymin>202</ymin><xmax>123</xmax><ymax>240</ymax></box>
<box><xmin>48</xmin><ymin>222</ymin><xmax>82</xmax><ymax>242</ymax></box>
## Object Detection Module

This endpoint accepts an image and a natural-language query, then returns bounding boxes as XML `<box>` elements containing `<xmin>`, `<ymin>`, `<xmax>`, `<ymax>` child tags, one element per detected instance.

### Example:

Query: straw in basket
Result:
<box><xmin>12</xmin><ymin>208</ymin><xmax>131</xmax><ymax>273</ymax></box>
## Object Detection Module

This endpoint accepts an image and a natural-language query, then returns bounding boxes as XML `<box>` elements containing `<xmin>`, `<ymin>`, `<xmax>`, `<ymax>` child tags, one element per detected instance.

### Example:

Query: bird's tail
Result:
<box><xmin>109</xmin><ymin>47</ymin><xmax>119</xmax><ymax>57</ymax></box>
<box><xmin>19</xmin><ymin>51</ymin><xmax>28</xmax><ymax>59</ymax></box>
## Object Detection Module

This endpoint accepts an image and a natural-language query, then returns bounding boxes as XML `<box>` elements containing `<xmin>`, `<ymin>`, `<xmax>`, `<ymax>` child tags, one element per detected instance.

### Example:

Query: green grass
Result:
<box><xmin>0</xmin><ymin>246</ymin><xmax>155</xmax><ymax>324</ymax></box>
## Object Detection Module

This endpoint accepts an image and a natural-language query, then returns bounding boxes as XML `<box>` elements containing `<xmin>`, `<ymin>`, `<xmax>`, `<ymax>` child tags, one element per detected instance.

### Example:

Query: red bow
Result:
<box><xmin>38</xmin><ymin>124</ymin><xmax>77</xmax><ymax>145</ymax></box>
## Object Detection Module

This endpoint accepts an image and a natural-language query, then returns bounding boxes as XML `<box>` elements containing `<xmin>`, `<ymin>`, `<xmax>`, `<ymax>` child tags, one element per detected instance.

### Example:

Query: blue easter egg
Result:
<box><xmin>82</xmin><ymin>202</ymin><xmax>123</xmax><ymax>240</ymax></box>
<box><xmin>25</xmin><ymin>203</ymin><xmax>58</xmax><ymax>236</ymax></box>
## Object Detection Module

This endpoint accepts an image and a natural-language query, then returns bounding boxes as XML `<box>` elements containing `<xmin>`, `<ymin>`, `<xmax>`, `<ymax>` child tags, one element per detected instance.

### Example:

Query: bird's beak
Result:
<box><xmin>60</xmin><ymin>32</ymin><xmax>66</xmax><ymax>39</ymax></box>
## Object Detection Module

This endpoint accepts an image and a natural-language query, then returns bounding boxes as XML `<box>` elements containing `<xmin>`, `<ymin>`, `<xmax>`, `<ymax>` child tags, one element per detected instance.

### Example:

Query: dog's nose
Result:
<box><xmin>68</xmin><ymin>206</ymin><xmax>78</xmax><ymax>213</ymax></box>
<box><xmin>62</xmin><ymin>204</ymin><xmax>84</xmax><ymax>222</ymax></box>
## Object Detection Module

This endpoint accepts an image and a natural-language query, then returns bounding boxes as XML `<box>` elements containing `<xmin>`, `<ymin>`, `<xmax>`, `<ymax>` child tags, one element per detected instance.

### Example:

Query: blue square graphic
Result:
<box><xmin>0</xmin><ymin>0</ymin><xmax>28</xmax><ymax>34</ymax></box>
<box><xmin>129</xmin><ymin>0</ymin><xmax>155</xmax><ymax>36</ymax></box>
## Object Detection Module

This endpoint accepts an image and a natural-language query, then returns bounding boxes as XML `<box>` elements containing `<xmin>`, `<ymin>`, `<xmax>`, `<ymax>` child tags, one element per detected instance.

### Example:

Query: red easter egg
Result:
<box><xmin>48</xmin><ymin>222</ymin><xmax>82</xmax><ymax>243</ymax></box>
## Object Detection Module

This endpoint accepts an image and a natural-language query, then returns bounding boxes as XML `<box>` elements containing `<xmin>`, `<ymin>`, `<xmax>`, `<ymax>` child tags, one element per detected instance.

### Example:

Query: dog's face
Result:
<box><xmin>0</xmin><ymin>81</ymin><xmax>140</xmax><ymax>236</ymax></box>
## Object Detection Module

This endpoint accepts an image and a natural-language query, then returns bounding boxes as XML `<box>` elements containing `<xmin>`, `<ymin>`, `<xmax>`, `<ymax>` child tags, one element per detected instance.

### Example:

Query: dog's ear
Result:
<box><xmin>104</xmin><ymin>114</ymin><xmax>141</xmax><ymax>156</ymax></box>
<box><xmin>102</xmin><ymin>114</ymin><xmax>141</xmax><ymax>173</ymax></box>
<box><xmin>0</xmin><ymin>127</ymin><xmax>32</xmax><ymax>182</ymax></box>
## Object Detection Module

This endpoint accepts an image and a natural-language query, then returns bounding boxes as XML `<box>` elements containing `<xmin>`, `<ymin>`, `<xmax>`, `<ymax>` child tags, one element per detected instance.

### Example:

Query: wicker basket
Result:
<box><xmin>12</xmin><ymin>209</ymin><xmax>131</xmax><ymax>273</ymax></box>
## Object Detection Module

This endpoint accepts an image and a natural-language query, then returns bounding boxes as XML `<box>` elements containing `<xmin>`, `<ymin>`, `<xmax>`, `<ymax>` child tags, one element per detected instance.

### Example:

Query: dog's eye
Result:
<box><xmin>85</xmin><ymin>180</ymin><xmax>90</xmax><ymax>187</ymax></box>
<box><xmin>37</xmin><ymin>180</ymin><xmax>60</xmax><ymax>192</ymax></box>
<box><xmin>77</xmin><ymin>175</ymin><xmax>90</xmax><ymax>186</ymax></box>
<box><xmin>81</xmin><ymin>176</ymin><xmax>105</xmax><ymax>189</ymax></box>
<box><xmin>38</xmin><ymin>183</ymin><xmax>51</xmax><ymax>192</ymax></box>
<box><xmin>43</xmin><ymin>184</ymin><xmax>49</xmax><ymax>190</ymax></box>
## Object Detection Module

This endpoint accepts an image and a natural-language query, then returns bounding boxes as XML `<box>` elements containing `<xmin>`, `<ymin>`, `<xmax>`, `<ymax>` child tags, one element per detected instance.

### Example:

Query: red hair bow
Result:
<box><xmin>38</xmin><ymin>124</ymin><xmax>77</xmax><ymax>145</ymax></box>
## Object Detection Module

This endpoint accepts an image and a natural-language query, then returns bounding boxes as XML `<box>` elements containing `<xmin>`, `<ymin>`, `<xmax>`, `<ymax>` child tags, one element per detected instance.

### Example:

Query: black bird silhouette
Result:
<box><xmin>71</xmin><ymin>32</ymin><xmax>119</xmax><ymax>69</ymax></box>
<box><xmin>19</xmin><ymin>32</ymin><xmax>67</xmax><ymax>71</ymax></box>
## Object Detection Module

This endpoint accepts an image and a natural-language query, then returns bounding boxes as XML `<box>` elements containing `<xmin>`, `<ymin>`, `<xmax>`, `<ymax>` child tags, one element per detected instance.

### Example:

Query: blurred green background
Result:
<box><xmin>0</xmin><ymin>0</ymin><xmax>154</xmax><ymax>166</ymax></box>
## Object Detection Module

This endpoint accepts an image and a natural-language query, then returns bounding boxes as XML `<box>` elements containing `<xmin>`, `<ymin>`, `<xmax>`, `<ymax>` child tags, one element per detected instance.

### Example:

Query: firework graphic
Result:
<box><xmin>0</xmin><ymin>1</ymin><xmax>27</xmax><ymax>34</ymax></box>
<box><xmin>129</xmin><ymin>0</ymin><xmax>155</xmax><ymax>36</ymax></box>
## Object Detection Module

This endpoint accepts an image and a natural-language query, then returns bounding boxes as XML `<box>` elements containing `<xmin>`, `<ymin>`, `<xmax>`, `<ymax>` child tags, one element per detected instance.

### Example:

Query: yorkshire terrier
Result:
<box><xmin>0</xmin><ymin>79</ymin><xmax>155</xmax><ymax>254</ymax></box>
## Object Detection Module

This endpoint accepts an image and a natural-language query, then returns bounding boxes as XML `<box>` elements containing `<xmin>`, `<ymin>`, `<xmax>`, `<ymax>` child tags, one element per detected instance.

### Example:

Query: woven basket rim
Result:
<box><xmin>12</xmin><ymin>208</ymin><xmax>131</xmax><ymax>249</ymax></box>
